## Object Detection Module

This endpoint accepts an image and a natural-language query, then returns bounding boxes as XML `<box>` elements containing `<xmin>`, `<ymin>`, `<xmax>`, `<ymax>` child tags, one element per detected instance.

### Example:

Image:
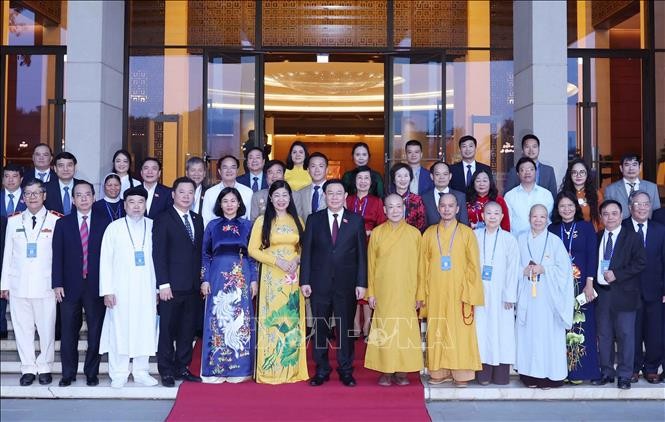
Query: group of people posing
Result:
<box><xmin>1</xmin><ymin>134</ymin><xmax>663</xmax><ymax>391</ymax></box>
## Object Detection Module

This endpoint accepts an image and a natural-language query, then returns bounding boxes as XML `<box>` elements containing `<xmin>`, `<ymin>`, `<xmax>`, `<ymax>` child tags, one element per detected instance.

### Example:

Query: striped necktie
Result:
<box><xmin>80</xmin><ymin>216</ymin><xmax>89</xmax><ymax>278</ymax></box>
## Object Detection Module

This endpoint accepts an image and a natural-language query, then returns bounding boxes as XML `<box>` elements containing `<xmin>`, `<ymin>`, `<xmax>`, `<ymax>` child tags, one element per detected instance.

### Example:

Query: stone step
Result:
<box><xmin>0</xmin><ymin>361</ymin><xmax>159</xmax><ymax>375</ymax></box>
<box><xmin>0</xmin><ymin>374</ymin><xmax>178</xmax><ymax>400</ymax></box>
<box><xmin>7</xmin><ymin>319</ymin><xmax>89</xmax><ymax>335</ymax></box>
<box><xmin>1</xmin><ymin>339</ymin><xmax>87</xmax><ymax>352</ymax></box>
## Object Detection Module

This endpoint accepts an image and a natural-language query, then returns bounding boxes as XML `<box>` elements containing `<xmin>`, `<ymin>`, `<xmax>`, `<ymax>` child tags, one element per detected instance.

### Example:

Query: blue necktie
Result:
<box><xmin>251</xmin><ymin>176</ymin><xmax>259</xmax><ymax>192</ymax></box>
<box><xmin>7</xmin><ymin>193</ymin><xmax>15</xmax><ymax>215</ymax></box>
<box><xmin>637</xmin><ymin>223</ymin><xmax>645</xmax><ymax>247</ymax></box>
<box><xmin>183</xmin><ymin>214</ymin><xmax>194</xmax><ymax>243</ymax></box>
<box><xmin>465</xmin><ymin>165</ymin><xmax>472</xmax><ymax>187</ymax></box>
<box><xmin>311</xmin><ymin>186</ymin><xmax>320</xmax><ymax>213</ymax></box>
<box><xmin>38</xmin><ymin>172</ymin><xmax>47</xmax><ymax>182</ymax></box>
<box><xmin>603</xmin><ymin>232</ymin><xmax>614</xmax><ymax>261</ymax></box>
<box><xmin>63</xmin><ymin>186</ymin><xmax>71</xmax><ymax>215</ymax></box>
<box><xmin>535</xmin><ymin>162</ymin><xmax>540</xmax><ymax>184</ymax></box>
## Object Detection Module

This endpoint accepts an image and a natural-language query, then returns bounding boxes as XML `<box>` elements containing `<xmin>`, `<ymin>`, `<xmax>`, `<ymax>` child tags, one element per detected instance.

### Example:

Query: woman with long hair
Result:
<box><xmin>200</xmin><ymin>187</ymin><xmax>257</xmax><ymax>383</ymax></box>
<box><xmin>92</xmin><ymin>173</ymin><xmax>125</xmax><ymax>226</ymax></box>
<box><xmin>341</xmin><ymin>142</ymin><xmax>384</xmax><ymax>196</ymax></box>
<box><xmin>388</xmin><ymin>163</ymin><xmax>426</xmax><ymax>232</ymax></box>
<box><xmin>284</xmin><ymin>141</ymin><xmax>312</xmax><ymax>191</ymax></box>
<box><xmin>111</xmin><ymin>149</ymin><xmax>140</xmax><ymax>195</ymax></box>
<box><xmin>466</xmin><ymin>168</ymin><xmax>510</xmax><ymax>231</ymax></box>
<box><xmin>248</xmin><ymin>180</ymin><xmax>309</xmax><ymax>384</ymax></box>
<box><xmin>560</xmin><ymin>158</ymin><xmax>602</xmax><ymax>229</ymax></box>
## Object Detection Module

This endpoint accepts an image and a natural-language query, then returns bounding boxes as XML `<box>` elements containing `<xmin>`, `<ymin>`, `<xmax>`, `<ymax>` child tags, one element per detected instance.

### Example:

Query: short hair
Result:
<box><xmin>245</xmin><ymin>146</ymin><xmax>265</xmax><ymax>159</ymax></box>
<box><xmin>351</xmin><ymin>142</ymin><xmax>371</xmax><ymax>158</ymax></box>
<box><xmin>619</xmin><ymin>153</ymin><xmax>641</xmax><ymax>166</ymax></box>
<box><xmin>521</xmin><ymin>134</ymin><xmax>540</xmax><ymax>148</ymax></box>
<box><xmin>458</xmin><ymin>135</ymin><xmax>477</xmax><ymax>148</ymax></box>
<box><xmin>185</xmin><ymin>156</ymin><xmax>206</xmax><ymax>171</ymax></box>
<box><xmin>390</xmin><ymin>162</ymin><xmax>413</xmax><ymax>182</ymax></box>
<box><xmin>429</xmin><ymin>160</ymin><xmax>451</xmax><ymax>173</ymax></box>
<box><xmin>599</xmin><ymin>199</ymin><xmax>623</xmax><ymax>214</ymax></box>
<box><xmin>123</xmin><ymin>185</ymin><xmax>148</xmax><ymax>200</ymax></box>
<box><xmin>172</xmin><ymin>176</ymin><xmax>196</xmax><ymax>191</ymax></box>
<box><xmin>23</xmin><ymin>178</ymin><xmax>46</xmax><ymax>192</ymax></box>
<box><xmin>2</xmin><ymin>162</ymin><xmax>24</xmax><ymax>177</ymax></box>
<box><xmin>33</xmin><ymin>143</ymin><xmax>53</xmax><ymax>155</ymax></box>
<box><xmin>628</xmin><ymin>190</ymin><xmax>651</xmax><ymax>204</ymax></box>
<box><xmin>213</xmin><ymin>187</ymin><xmax>246</xmax><ymax>218</ymax></box>
<box><xmin>216</xmin><ymin>155</ymin><xmax>239</xmax><ymax>174</ymax></box>
<box><xmin>73</xmin><ymin>180</ymin><xmax>95</xmax><ymax>196</ymax></box>
<box><xmin>515</xmin><ymin>156</ymin><xmax>536</xmax><ymax>173</ymax></box>
<box><xmin>308</xmin><ymin>152</ymin><xmax>328</xmax><ymax>167</ymax></box>
<box><xmin>405</xmin><ymin>140</ymin><xmax>423</xmax><ymax>151</ymax></box>
<box><xmin>286</xmin><ymin>140</ymin><xmax>310</xmax><ymax>170</ymax></box>
<box><xmin>54</xmin><ymin>151</ymin><xmax>77</xmax><ymax>165</ymax></box>
<box><xmin>323</xmin><ymin>178</ymin><xmax>346</xmax><ymax>193</ymax></box>
<box><xmin>264</xmin><ymin>159</ymin><xmax>286</xmax><ymax>173</ymax></box>
<box><xmin>551</xmin><ymin>191</ymin><xmax>583</xmax><ymax>224</ymax></box>
<box><xmin>140</xmin><ymin>156</ymin><xmax>162</xmax><ymax>170</ymax></box>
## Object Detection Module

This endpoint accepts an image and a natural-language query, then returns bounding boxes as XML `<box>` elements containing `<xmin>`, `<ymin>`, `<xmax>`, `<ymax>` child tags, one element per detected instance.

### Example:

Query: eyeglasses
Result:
<box><xmin>631</xmin><ymin>202</ymin><xmax>651</xmax><ymax>208</ymax></box>
<box><xmin>571</xmin><ymin>170</ymin><xmax>587</xmax><ymax>176</ymax></box>
<box><xmin>23</xmin><ymin>191</ymin><xmax>43</xmax><ymax>198</ymax></box>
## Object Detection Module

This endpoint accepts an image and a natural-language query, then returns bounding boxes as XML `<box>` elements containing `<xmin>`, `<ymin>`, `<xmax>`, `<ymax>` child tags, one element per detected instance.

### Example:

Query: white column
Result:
<box><xmin>64</xmin><ymin>0</ymin><xmax>125</xmax><ymax>188</ymax></box>
<box><xmin>513</xmin><ymin>1</ymin><xmax>568</xmax><ymax>186</ymax></box>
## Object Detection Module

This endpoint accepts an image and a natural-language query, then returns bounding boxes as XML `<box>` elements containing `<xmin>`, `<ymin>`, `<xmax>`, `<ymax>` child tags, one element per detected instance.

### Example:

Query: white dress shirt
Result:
<box><xmin>463</xmin><ymin>160</ymin><xmax>477</xmax><ymax>177</ymax></box>
<box><xmin>59</xmin><ymin>179</ymin><xmax>75</xmax><ymax>204</ymax></box>
<box><xmin>597</xmin><ymin>225</ymin><xmax>622</xmax><ymax>285</ymax></box>
<box><xmin>192</xmin><ymin>184</ymin><xmax>203</xmax><ymax>214</ymax></box>
<box><xmin>3</xmin><ymin>187</ymin><xmax>21</xmax><ymax>212</ymax></box>
<box><xmin>249</xmin><ymin>172</ymin><xmax>264</xmax><ymax>190</ymax></box>
<box><xmin>623</xmin><ymin>178</ymin><xmax>641</xmax><ymax>197</ymax></box>
<box><xmin>77</xmin><ymin>210</ymin><xmax>91</xmax><ymax>230</ymax></box>
<box><xmin>504</xmin><ymin>184</ymin><xmax>554</xmax><ymax>236</ymax></box>
<box><xmin>327</xmin><ymin>208</ymin><xmax>343</xmax><ymax>236</ymax></box>
<box><xmin>143</xmin><ymin>183</ymin><xmax>157</xmax><ymax>214</ymax></box>
<box><xmin>631</xmin><ymin>218</ymin><xmax>648</xmax><ymax>246</ymax></box>
<box><xmin>433</xmin><ymin>187</ymin><xmax>450</xmax><ymax>205</ymax></box>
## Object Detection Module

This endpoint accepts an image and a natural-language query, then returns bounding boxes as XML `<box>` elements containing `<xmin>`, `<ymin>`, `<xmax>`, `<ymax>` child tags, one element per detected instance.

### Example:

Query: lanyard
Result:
<box><xmin>20</xmin><ymin>212</ymin><xmax>47</xmax><ymax>242</ymax></box>
<box><xmin>527</xmin><ymin>231</ymin><xmax>549</xmax><ymax>265</ymax></box>
<box><xmin>560</xmin><ymin>222</ymin><xmax>576</xmax><ymax>255</ymax></box>
<box><xmin>482</xmin><ymin>228</ymin><xmax>500</xmax><ymax>266</ymax></box>
<box><xmin>353</xmin><ymin>196</ymin><xmax>368</xmax><ymax>217</ymax></box>
<box><xmin>124</xmin><ymin>217</ymin><xmax>146</xmax><ymax>251</ymax></box>
<box><xmin>105</xmin><ymin>201</ymin><xmax>123</xmax><ymax>221</ymax></box>
<box><xmin>436</xmin><ymin>222</ymin><xmax>459</xmax><ymax>257</ymax></box>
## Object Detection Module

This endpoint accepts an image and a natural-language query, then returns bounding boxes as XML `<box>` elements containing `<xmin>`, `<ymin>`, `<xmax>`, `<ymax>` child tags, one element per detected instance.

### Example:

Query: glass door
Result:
<box><xmin>385</xmin><ymin>54</ymin><xmax>445</xmax><ymax>187</ymax></box>
<box><xmin>204</xmin><ymin>52</ymin><xmax>260</xmax><ymax>182</ymax></box>
<box><xmin>1</xmin><ymin>46</ymin><xmax>66</xmax><ymax>168</ymax></box>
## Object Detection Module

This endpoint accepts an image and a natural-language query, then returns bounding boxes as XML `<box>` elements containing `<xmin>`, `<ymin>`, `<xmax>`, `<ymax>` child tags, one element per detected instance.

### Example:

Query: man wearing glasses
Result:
<box><xmin>0</xmin><ymin>179</ymin><xmax>62</xmax><ymax>386</ymax></box>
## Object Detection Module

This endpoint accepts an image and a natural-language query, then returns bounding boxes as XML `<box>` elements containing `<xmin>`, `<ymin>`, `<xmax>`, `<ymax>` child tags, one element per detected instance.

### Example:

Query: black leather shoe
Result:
<box><xmin>617</xmin><ymin>378</ymin><xmax>631</xmax><ymax>389</ymax></box>
<box><xmin>340</xmin><ymin>375</ymin><xmax>356</xmax><ymax>387</ymax></box>
<box><xmin>308</xmin><ymin>374</ymin><xmax>330</xmax><ymax>386</ymax></box>
<box><xmin>175</xmin><ymin>371</ymin><xmax>202</xmax><ymax>382</ymax></box>
<box><xmin>58</xmin><ymin>377</ymin><xmax>75</xmax><ymax>387</ymax></box>
<box><xmin>630</xmin><ymin>373</ymin><xmax>639</xmax><ymax>383</ymax></box>
<box><xmin>19</xmin><ymin>374</ymin><xmax>35</xmax><ymax>386</ymax></box>
<box><xmin>162</xmin><ymin>376</ymin><xmax>175</xmax><ymax>387</ymax></box>
<box><xmin>590</xmin><ymin>376</ymin><xmax>614</xmax><ymax>386</ymax></box>
<box><xmin>0</xmin><ymin>330</ymin><xmax>8</xmax><ymax>339</ymax></box>
<box><xmin>645</xmin><ymin>374</ymin><xmax>661</xmax><ymax>384</ymax></box>
<box><xmin>38</xmin><ymin>373</ymin><xmax>52</xmax><ymax>385</ymax></box>
<box><xmin>86</xmin><ymin>376</ymin><xmax>99</xmax><ymax>387</ymax></box>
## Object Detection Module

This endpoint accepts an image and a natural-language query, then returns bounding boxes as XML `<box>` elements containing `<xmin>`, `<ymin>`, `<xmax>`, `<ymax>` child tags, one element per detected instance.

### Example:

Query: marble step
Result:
<box><xmin>4</xmin><ymin>323</ymin><xmax>89</xmax><ymax>341</ymax></box>
<box><xmin>0</xmin><ymin>361</ymin><xmax>159</xmax><ymax>375</ymax></box>
<box><xmin>0</xmin><ymin>374</ymin><xmax>178</xmax><ymax>400</ymax></box>
<box><xmin>1</xmin><ymin>339</ymin><xmax>86</xmax><ymax>352</ymax></box>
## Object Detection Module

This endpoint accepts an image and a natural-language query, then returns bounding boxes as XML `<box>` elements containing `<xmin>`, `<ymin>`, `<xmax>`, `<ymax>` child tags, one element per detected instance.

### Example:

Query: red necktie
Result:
<box><xmin>332</xmin><ymin>213</ymin><xmax>339</xmax><ymax>245</ymax></box>
<box><xmin>80</xmin><ymin>215</ymin><xmax>89</xmax><ymax>278</ymax></box>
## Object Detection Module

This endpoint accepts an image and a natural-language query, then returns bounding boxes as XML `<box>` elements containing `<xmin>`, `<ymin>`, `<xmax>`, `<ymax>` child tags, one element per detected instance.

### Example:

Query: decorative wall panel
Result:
<box><xmin>393</xmin><ymin>0</ymin><xmax>467</xmax><ymax>48</ymax></box>
<box><xmin>16</xmin><ymin>0</ymin><xmax>61</xmax><ymax>24</ymax></box>
<box><xmin>591</xmin><ymin>0</ymin><xmax>639</xmax><ymax>28</ymax></box>
<box><xmin>129</xmin><ymin>0</ymin><xmax>165</xmax><ymax>46</ymax></box>
<box><xmin>188</xmin><ymin>0</ymin><xmax>255</xmax><ymax>46</ymax></box>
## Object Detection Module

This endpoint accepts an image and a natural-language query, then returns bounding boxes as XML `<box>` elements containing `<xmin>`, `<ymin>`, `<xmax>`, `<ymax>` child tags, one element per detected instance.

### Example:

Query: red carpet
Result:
<box><xmin>167</xmin><ymin>339</ymin><xmax>430</xmax><ymax>422</ymax></box>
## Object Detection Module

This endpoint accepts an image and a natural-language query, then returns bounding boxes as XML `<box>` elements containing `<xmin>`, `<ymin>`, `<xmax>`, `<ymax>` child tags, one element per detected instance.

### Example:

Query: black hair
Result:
<box><xmin>351</xmin><ymin>142</ymin><xmax>371</xmax><ymax>159</ymax></box>
<box><xmin>264</xmin><ymin>159</ymin><xmax>286</xmax><ymax>173</ymax></box>
<box><xmin>73</xmin><ymin>180</ymin><xmax>96</xmax><ymax>197</ymax></box>
<box><xmin>54</xmin><ymin>151</ymin><xmax>77</xmax><ymax>165</ymax></box>
<box><xmin>123</xmin><ymin>186</ymin><xmax>148</xmax><ymax>200</ymax></box>
<box><xmin>429</xmin><ymin>160</ymin><xmax>451</xmax><ymax>173</ymax></box>
<box><xmin>515</xmin><ymin>156</ymin><xmax>536</xmax><ymax>173</ymax></box>
<box><xmin>261</xmin><ymin>180</ymin><xmax>303</xmax><ymax>249</ymax></box>
<box><xmin>551</xmin><ymin>191</ymin><xmax>584</xmax><ymax>225</ymax></box>
<box><xmin>216</xmin><ymin>155</ymin><xmax>239</xmax><ymax>174</ymax></box>
<box><xmin>112</xmin><ymin>149</ymin><xmax>136</xmax><ymax>188</ymax></box>
<box><xmin>213</xmin><ymin>187</ymin><xmax>246</xmax><ymax>218</ymax></box>
<box><xmin>405</xmin><ymin>139</ymin><xmax>423</xmax><ymax>151</ymax></box>
<box><xmin>185</xmin><ymin>156</ymin><xmax>206</xmax><ymax>171</ymax></box>
<box><xmin>389</xmin><ymin>163</ymin><xmax>413</xmax><ymax>193</ymax></box>
<box><xmin>33</xmin><ymin>143</ymin><xmax>53</xmax><ymax>155</ymax></box>
<box><xmin>308</xmin><ymin>152</ymin><xmax>329</xmax><ymax>167</ymax></box>
<box><xmin>285</xmin><ymin>140</ymin><xmax>310</xmax><ymax>170</ymax></box>
<box><xmin>2</xmin><ymin>162</ymin><xmax>24</xmax><ymax>177</ymax></box>
<box><xmin>458</xmin><ymin>135</ymin><xmax>477</xmax><ymax>148</ymax></box>
<box><xmin>619</xmin><ymin>153</ymin><xmax>641</xmax><ymax>166</ymax></box>
<box><xmin>323</xmin><ymin>178</ymin><xmax>347</xmax><ymax>194</ymax></box>
<box><xmin>560</xmin><ymin>157</ymin><xmax>600</xmax><ymax>226</ymax></box>
<box><xmin>521</xmin><ymin>134</ymin><xmax>540</xmax><ymax>148</ymax></box>
<box><xmin>599</xmin><ymin>199</ymin><xmax>623</xmax><ymax>214</ymax></box>
<box><xmin>245</xmin><ymin>146</ymin><xmax>265</xmax><ymax>159</ymax></box>
<box><xmin>466</xmin><ymin>168</ymin><xmax>498</xmax><ymax>204</ymax></box>
<box><xmin>352</xmin><ymin>165</ymin><xmax>375</xmax><ymax>193</ymax></box>
<box><xmin>23</xmin><ymin>178</ymin><xmax>45</xmax><ymax>192</ymax></box>
<box><xmin>140</xmin><ymin>156</ymin><xmax>162</xmax><ymax>171</ymax></box>
<box><xmin>172</xmin><ymin>176</ymin><xmax>196</xmax><ymax>191</ymax></box>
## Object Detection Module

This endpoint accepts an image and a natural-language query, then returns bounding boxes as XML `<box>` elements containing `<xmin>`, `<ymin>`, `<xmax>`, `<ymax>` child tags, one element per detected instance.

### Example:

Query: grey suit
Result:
<box><xmin>250</xmin><ymin>189</ymin><xmax>269</xmax><ymax>221</ymax></box>
<box><xmin>504</xmin><ymin>162</ymin><xmax>557</xmax><ymax>198</ymax></box>
<box><xmin>293</xmin><ymin>184</ymin><xmax>326</xmax><ymax>221</ymax></box>
<box><xmin>603</xmin><ymin>179</ymin><xmax>661</xmax><ymax>219</ymax></box>
<box><xmin>421</xmin><ymin>188</ymin><xmax>469</xmax><ymax>227</ymax></box>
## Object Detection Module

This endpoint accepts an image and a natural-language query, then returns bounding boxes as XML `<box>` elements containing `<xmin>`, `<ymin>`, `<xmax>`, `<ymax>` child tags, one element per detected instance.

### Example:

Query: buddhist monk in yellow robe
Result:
<box><xmin>365</xmin><ymin>194</ymin><xmax>424</xmax><ymax>386</ymax></box>
<box><xmin>418</xmin><ymin>192</ymin><xmax>484</xmax><ymax>387</ymax></box>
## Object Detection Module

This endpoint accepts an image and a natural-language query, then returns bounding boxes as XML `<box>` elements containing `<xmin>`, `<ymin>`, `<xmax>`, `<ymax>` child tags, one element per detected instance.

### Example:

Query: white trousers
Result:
<box><xmin>107</xmin><ymin>350</ymin><xmax>151</xmax><ymax>383</ymax></box>
<box><xmin>10</xmin><ymin>296</ymin><xmax>56</xmax><ymax>374</ymax></box>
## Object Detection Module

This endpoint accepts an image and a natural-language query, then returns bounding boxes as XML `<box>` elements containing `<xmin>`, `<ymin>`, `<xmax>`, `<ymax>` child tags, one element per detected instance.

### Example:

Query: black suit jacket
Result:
<box><xmin>145</xmin><ymin>183</ymin><xmax>173</xmax><ymax>219</ymax></box>
<box><xmin>0</xmin><ymin>189</ymin><xmax>27</xmax><ymax>217</ymax></box>
<box><xmin>595</xmin><ymin>227</ymin><xmax>646</xmax><ymax>312</ymax></box>
<box><xmin>421</xmin><ymin>188</ymin><xmax>469</xmax><ymax>227</ymax></box>
<box><xmin>51</xmin><ymin>210</ymin><xmax>108</xmax><ymax>301</ymax></box>
<box><xmin>152</xmin><ymin>207</ymin><xmax>204</xmax><ymax>294</ymax></box>
<box><xmin>236</xmin><ymin>173</ymin><xmax>268</xmax><ymax>191</ymax></box>
<box><xmin>21</xmin><ymin>168</ymin><xmax>57</xmax><ymax>186</ymax></box>
<box><xmin>300</xmin><ymin>209</ymin><xmax>367</xmax><ymax>300</ymax></box>
<box><xmin>652</xmin><ymin>207</ymin><xmax>665</xmax><ymax>226</ymax></box>
<box><xmin>449</xmin><ymin>161</ymin><xmax>493</xmax><ymax>193</ymax></box>
<box><xmin>44</xmin><ymin>178</ymin><xmax>82</xmax><ymax>214</ymax></box>
<box><xmin>621</xmin><ymin>218</ymin><xmax>665</xmax><ymax>302</ymax></box>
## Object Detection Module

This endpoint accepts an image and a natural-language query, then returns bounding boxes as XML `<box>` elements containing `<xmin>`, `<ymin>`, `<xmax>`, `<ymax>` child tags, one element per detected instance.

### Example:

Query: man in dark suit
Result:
<box><xmin>652</xmin><ymin>207</ymin><xmax>665</xmax><ymax>225</ymax></box>
<box><xmin>52</xmin><ymin>181</ymin><xmax>108</xmax><ymax>387</ymax></box>
<box><xmin>0</xmin><ymin>215</ymin><xmax>6</xmax><ymax>339</ymax></box>
<box><xmin>449</xmin><ymin>135</ymin><xmax>493</xmax><ymax>193</ymax></box>
<box><xmin>405</xmin><ymin>140</ymin><xmax>434</xmax><ymax>195</ymax></box>
<box><xmin>300</xmin><ymin>179</ymin><xmax>367</xmax><ymax>387</ymax></box>
<box><xmin>592</xmin><ymin>199</ymin><xmax>646</xmax><ymax>389</ymax></box>
<box><xmin>2</xmin><ymin>163</ymin><xmax>27</xmax><ymax>218</ymax></box>
<box><xmin>152</xmin><ymin>177</ymin><xmax>204</xmax><ymax>387</ymax></box>
<box><xmin>622</xmin><ymin>191</ymin><xmax>665</xmax><ymax>384</ymax></box>
<box><xmin>44</xmin><ymin>152</ymin><xmax>82</xmax><ymax>215</ymax></box>
<box><xmin>504</xmin><ymin>134</ymin><xmax>558</xmax><ymax>198</ymax></box>
<box><xmin>185</xmin><ymin>156</ymin><xmax>207</xmax><ymax>216</ymax></box>
<box><xmin>421</xmin><ymin>161</ymin><xmax>469</xmax><ymax>227</ymax></box>
<box><xmin>236</xmin><ymin>146</ymin><xmax>267</xmax><ymax>193</ymax></box>
<box><xmin>140</xmin><ymin>157</ymin><xmax>173</xmax><ymax>219</ymax></box>
<box><xmin>22</xmin><ymin>143</ymin><xmax>56</xmax><ymax>186</ymax></box>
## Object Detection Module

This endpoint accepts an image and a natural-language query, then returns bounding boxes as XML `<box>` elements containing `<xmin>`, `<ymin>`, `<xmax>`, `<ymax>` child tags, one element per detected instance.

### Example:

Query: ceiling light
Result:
<box><xmin>317</xmin><ymin>54</ymin><xmax>329</xmax><ymax>63</ymax></box>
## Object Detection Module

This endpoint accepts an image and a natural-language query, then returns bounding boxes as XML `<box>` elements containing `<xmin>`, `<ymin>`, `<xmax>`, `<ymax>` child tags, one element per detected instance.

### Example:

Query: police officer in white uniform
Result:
<box><xmin>1</xmin><ymin>179</ymin><xmax>61</xmax><ymax>386</ymax></box>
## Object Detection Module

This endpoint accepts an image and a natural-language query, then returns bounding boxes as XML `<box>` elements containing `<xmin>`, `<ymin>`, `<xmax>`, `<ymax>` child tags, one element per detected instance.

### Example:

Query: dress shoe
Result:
<box><xmin>19</xmin><ymin>374</ymin><xmax>36</xmax><ymax>386</ymax></box>
<box><xmin>630</xmin><ymin>373</ymin><xmax>639</xmax><ymax>383</ymax></box>
<box><xmin>308</xmin><ymin>374</ymin><xmax>330</xmax><ymax>386</ymax></box>
<box><xmin>175</xmin><ymin>370</ymin><xmax>202</xmax><ymax>382</ymax></box>
<box><xmin>340</xmin><ymin>374</ymin><xmax>356</xmax><ymax>387</ymax></box>
<box><xmin>58</xmin><ymin>377</ymin><xmax>75</xmax><ymax>387</ymax></box>
<box><xmin>392</xmin><ymin>373</ymin><xmax>410</xmax><ymax>386</ymax></box>
<box><xmin>590</xmin><ymin>376</ymin><xmax>614</xmax><ymax>386</ymax></box>
<box><xmin>617</xmin><ymin>378</ymin><xmax>631</xmax><ymax>389</ymax></box>
<box><xmin>38</xmin><ymin>373</ymin><xmax>52</xmax><ymax>385</ymax></box>
<box><xmin>0</xmin><ymin>330</ymin><xmax>8</xmax><ymax>339</ymax></box>
<box><xmin>133</xmin><ymin>373</ymin><xmax>158</xmax><ymax>386</ymax></box>
<box><xmin>162</xmin><ymin>376</ymin><xmax>175</xmax><ymax>387</ymax></box>
<box><xmin>86</xmin><ymin>376</ymin><xmax>99</xmax><ymax>387</ymax></box>
<box><xmin>645</xmin><ymin>374</ymin><xmax>661</xmax><ymax>384</ymax></box>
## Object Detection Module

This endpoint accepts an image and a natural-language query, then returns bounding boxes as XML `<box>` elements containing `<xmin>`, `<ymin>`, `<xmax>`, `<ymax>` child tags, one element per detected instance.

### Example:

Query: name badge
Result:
<box><xmin>476</xmin><ymin>221</ymin><xmax>486</xmax><ymax>230</ymax></box>
<box><xmin>440</xmin><ymin>256</ymin><xmax>452</xmax><ymax>271</ymax></box>
<box><xmin>482</xmin><ymin>265</ymin><xmax>493</xmax><ymax>281</ymax></box>
<box><xmin>134</xmin><ymin>251</ymin><xmax>145</xmax><ymax>266</ymax></box>
<box><xmin>15</xmin><ymin>228</ymin><xmax>25</xmax><ymax>232</ymax></box>
<box><xmin>26</xmin><ymin>242</ymin><xmax>37</xmax><ymax>258</ymax></box>
<box><xmin>600</xmin><ymin>259</ymin><xmax>610</xmax><ymax>273</ymax></box>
